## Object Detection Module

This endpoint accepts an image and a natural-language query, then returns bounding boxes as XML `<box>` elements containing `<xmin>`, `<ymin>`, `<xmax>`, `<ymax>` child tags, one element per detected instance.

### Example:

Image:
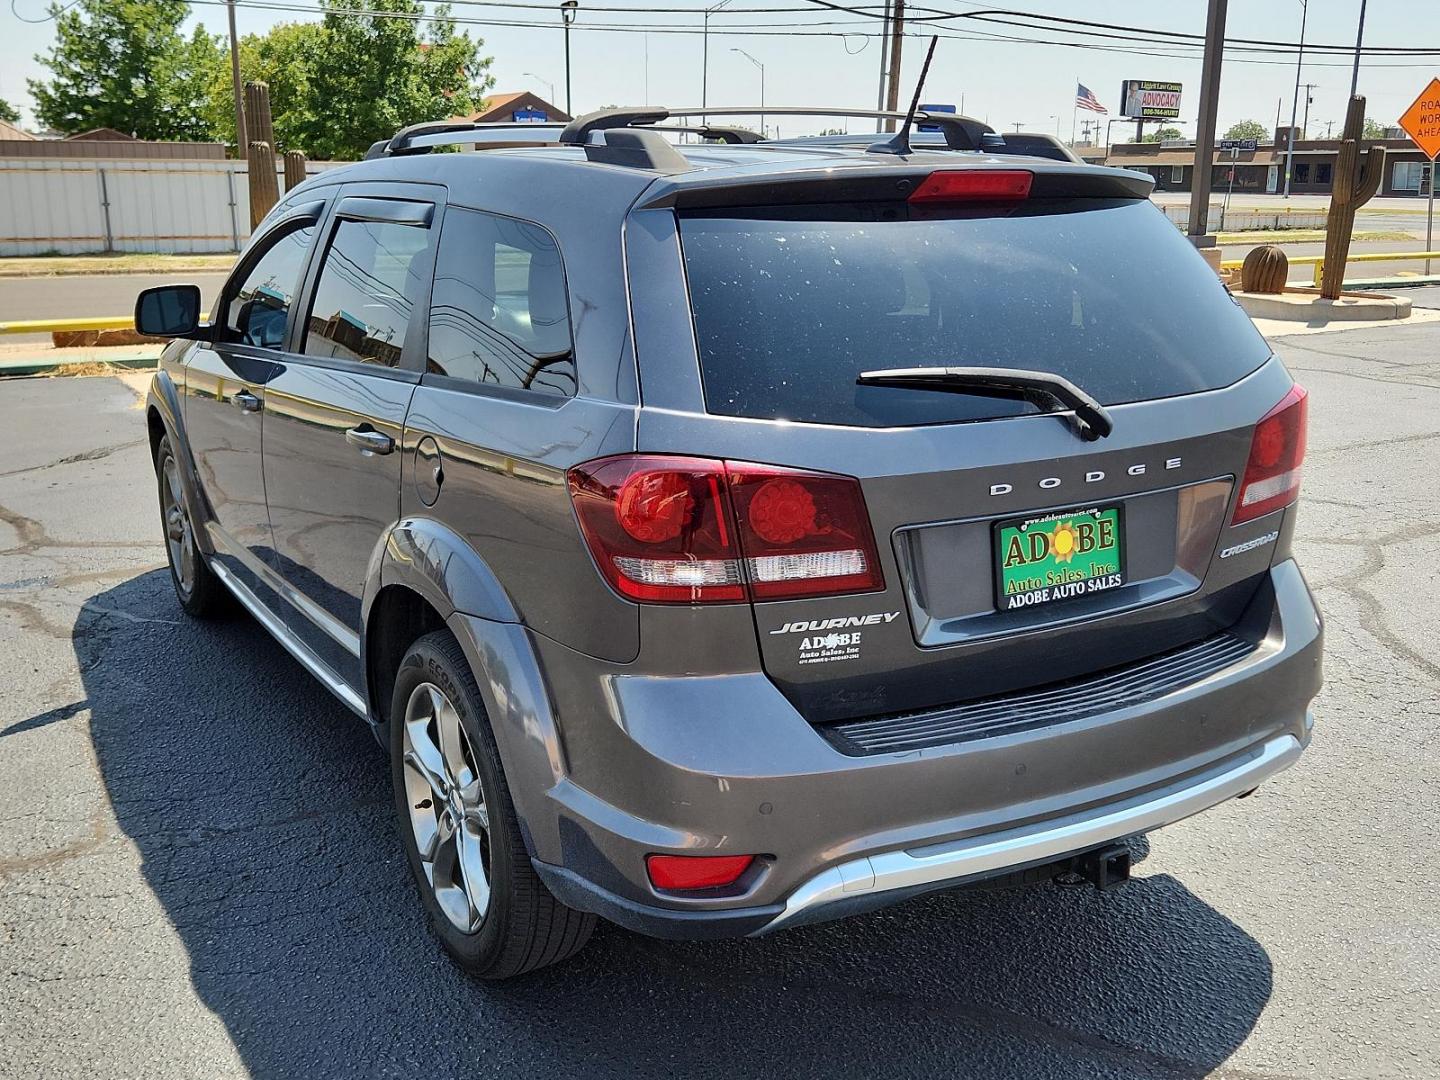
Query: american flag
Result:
<box><xmin>1075</xmin><ymin>84</ymin><xmax>1107</xmax><ymax>114</ymax></box>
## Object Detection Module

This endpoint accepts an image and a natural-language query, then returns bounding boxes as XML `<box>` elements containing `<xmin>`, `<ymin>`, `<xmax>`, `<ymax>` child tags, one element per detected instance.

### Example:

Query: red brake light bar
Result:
<box><xmin>646</xmin><ymin>853</ymin><xmax>755</xmax><ymax>891</ymax></box>
<box><xmin>568</xmin><ymin>455</ymin><xmax>885</xmax><ymax>604</ymax></box>
<box><xmin>908</xmin><ymin>169</ymin><xmax>1033</xmax><ymax>204</ymax></box>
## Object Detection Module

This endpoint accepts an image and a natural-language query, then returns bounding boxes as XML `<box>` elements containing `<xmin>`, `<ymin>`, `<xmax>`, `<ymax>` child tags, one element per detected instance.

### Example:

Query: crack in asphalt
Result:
<box><xmin>0</xmin><ymin>437</ymin><xmax>148</xmax><ymax>479</ymax></box>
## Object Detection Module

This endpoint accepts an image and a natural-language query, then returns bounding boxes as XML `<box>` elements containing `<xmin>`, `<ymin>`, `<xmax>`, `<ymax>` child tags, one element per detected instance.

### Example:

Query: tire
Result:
<box><xmin>390</xmin><ymin>629</ymin><xmax>594</xmax><ymax>979</ymax></box>
<box><xmin>155</xmin><ymin>434</ymin><xmax>226</xmax><ymax>618</ymax></box>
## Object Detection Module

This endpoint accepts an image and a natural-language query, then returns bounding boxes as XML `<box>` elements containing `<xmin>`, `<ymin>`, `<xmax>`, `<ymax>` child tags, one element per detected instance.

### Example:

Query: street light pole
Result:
<box><xmin>1283</xmin><ymin>0</ymin><xmax>1307</xmax><ymax>198</ymax></box>
<box><xmin>524</xmin><ymin>72</ymin><xmax>556</xmax><ymax>105</ymax></box>
<box><xmin>561</xmin><ymin>0</ymin><xmax>578</xmax><ymax>117</ymax></box>
<box><xmin>731</xmin><ymin>48</ymin><xmax>765</xmax><ymax>137</ymax></box>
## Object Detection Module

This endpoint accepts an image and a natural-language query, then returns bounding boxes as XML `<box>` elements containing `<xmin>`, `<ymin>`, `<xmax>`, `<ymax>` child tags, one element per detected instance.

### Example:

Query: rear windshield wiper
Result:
<box><xmin>856</xmin><ymin>366</ymin><xmax>1114</xmax><ymax>441</ymax></box>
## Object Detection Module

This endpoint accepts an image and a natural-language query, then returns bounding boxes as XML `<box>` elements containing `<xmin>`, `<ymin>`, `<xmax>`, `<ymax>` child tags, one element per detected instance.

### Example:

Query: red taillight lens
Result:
<box><xmin>1232</xmin><ymin>384</ymin><xmax>1308</xmax><ymax>525</ymax></box>
<box><xmin>908</xmin><ymin>169</ymin><xmax>1032</xmax><ymax>203</ymax></box>
<box><xmin>726</xmin><ymin>464</ymin><xmax>885</xmax><ymax>600</ymax></box>
<box><xmin>568</xmin><ymin>455</ymin><xmax>885</xmax><ymax>604</ymax></box>
<box><xmin>568</xmin><ymin>456</ymin><xmax>744</xmax><ymax>603</ymax></box>
<box><xmin>646</xmin><ymin>853</ymin><xmax>755</xmax><ymax>891</ymax></box>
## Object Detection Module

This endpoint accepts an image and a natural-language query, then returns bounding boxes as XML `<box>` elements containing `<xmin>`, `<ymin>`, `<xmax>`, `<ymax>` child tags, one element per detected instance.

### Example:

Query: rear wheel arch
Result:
<box><xmin>365</xmin><ymin>583</ymin><xmax>449</xmax><ymax>737</ymax></box>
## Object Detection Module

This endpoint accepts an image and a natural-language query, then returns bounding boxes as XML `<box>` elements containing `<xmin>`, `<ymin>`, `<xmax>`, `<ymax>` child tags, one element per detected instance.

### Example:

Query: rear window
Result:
<box><xmin>679</xmin><ymin>198</ymin><xmax>1270</xmax><ymax>427</ymax></box>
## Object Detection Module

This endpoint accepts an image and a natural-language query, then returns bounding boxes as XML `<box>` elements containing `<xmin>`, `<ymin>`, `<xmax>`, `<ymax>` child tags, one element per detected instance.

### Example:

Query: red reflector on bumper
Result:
<box><xmin>646</xmin><ymin>854</ymin><xmax>755</xmax><ymax>891</ymax></box>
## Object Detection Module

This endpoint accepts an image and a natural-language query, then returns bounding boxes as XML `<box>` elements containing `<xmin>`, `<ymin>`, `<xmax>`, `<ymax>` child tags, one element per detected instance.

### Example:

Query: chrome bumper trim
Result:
<box><xmin>755</xmin><ymin>733</ymin><xmax>1302</xmax><ymax>935</ymax></box>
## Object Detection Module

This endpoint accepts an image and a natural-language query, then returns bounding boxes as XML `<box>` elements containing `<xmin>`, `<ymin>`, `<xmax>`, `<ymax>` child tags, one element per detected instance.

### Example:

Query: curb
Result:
<box><xmin>1233</xmin><ymin>290</ymin><xmax>1413</xmax><ymax>323</ymax></box>
<box><xmin>0</xmin><ymin>264</ymin><xmax>235</xmax><ymax>279</ymax></box>
<box><xmin>0</xmin><ymin>348</ymin><xmax>162</xmax><ymax>377</ymax></box>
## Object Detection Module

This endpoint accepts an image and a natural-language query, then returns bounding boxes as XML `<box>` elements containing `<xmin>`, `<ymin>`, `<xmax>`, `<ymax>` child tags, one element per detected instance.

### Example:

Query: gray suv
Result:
<box><xmin>138</xmin><ymin>108</ymin><xmax>1322</xmax><ymax>979</ymax></box>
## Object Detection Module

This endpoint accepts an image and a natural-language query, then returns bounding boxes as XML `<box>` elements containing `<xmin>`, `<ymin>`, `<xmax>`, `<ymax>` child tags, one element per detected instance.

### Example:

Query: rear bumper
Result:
<box><xmin>756</xmin><ymin>730</ymin><xmax>1302</xmax><ymax>935</ymax></box>
<box><xmin>491</xmin><ymin>559</ymin><xmax>1322</xmax><ymax>939</ymax></box>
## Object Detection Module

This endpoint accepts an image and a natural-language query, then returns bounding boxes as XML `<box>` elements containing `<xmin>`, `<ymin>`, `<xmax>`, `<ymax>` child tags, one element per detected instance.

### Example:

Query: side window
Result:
<box><xmin>426</xmin><ymin>207</ymin><xmax>576</xmax><ymax>397</ymax></box>
<box><xmin>302</xmin><ymin>217</ymin><xmax>433</xmax><ymax>367</ymax></box>
<box><xmin>225</xmin><ymin>222</ymin><xmax>316</xmax><ymax>349</ymax></box>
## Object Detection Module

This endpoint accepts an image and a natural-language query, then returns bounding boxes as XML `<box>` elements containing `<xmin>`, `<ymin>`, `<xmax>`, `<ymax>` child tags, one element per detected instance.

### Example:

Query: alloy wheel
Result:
<box><xmin>161</xmin><ymin>455</ymin><xmax>195</xmax><ymax>596</ymax></box>
<box><xmin>401</xmin><ymin>682</ymin><xmax>493</xmax><ymax>934</ymax></box>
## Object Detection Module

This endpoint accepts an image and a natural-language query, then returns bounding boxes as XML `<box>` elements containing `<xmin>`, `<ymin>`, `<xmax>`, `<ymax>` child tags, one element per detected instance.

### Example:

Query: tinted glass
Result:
<box><xmin>226</xmin><ymin>223</ymin><xmax>315</xmax><ymax>348</ymax></box>
<box><xmin>427</xmin><ymin>207</ymin><xmax>575</xmax><ymax>396</ymax></box>
<box><xmin>303</xmin><ymin>218</ymin><xmax>433</xmax><ymax>367</ymax></box>
<box><xmin>679</xmin><ymin>199</ymin><xmax>1272</xmax><ymax>427</ymax></box>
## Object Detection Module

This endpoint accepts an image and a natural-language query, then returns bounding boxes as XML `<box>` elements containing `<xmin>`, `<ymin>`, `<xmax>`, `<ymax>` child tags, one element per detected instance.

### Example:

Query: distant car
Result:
<box><xmin>139</xmin><ymin>108</ymin><xmax>1322</xmax><ymax>979</ymax></box>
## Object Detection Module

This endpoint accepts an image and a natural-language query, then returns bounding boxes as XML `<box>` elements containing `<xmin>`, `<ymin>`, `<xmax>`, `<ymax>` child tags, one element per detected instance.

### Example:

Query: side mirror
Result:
<box><xmin>135</xmin><ymin>284</ymin><xmax>202</xmax><ymax>338</ymax></box>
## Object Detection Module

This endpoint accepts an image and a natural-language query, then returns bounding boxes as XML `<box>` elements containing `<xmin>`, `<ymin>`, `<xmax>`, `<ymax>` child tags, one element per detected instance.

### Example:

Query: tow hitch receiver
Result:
<box><xmin>1078</xmin><ymin>844</ymin><xmax>1132</xmax><ymax>890</ymax></box>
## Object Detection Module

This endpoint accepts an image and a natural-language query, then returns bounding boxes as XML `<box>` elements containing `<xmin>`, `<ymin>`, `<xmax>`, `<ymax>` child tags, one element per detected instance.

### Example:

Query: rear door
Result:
<box><xmin>260</xmin><ymin>186</ymin><xmax>441</xmax><ymax>682</ymax></box>
<box><xmin>183</xmin><ymin>199</ymin><xmax>325</xmax><ymax>590</ymax></box>
<box><xmin>633</xmin><ymin>182</ymin><xmax>1291</xmax><ymax>724</ymax></box>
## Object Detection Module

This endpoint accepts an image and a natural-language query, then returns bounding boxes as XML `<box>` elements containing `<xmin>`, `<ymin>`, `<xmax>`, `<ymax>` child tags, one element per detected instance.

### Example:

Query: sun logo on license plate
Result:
<box><xmin>1051</xmin><ymin>521</ymin><xmax>1078</xmax><ymax>563</ymax></box>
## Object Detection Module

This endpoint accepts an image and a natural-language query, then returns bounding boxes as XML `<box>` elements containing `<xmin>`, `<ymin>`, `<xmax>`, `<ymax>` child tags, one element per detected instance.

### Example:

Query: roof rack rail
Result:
<box><xmin>558</xmin><ymin>106</ymin><xmax>996</xmax><ymax>151</ymax></box>
<box><xmin>364</xmin><ymin>120</ymin><xmax>568</xmax><ymax>160</ymax></box>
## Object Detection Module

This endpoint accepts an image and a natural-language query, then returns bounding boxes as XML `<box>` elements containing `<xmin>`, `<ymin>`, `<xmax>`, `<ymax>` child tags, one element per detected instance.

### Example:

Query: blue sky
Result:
<box><xmin>1</xmin><ymin>0</ymin><xmax>1432</xmax><ymax>143</ymax></box>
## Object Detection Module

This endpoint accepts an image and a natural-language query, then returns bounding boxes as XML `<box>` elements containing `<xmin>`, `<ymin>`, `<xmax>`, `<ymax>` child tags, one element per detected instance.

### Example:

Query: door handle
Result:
<box><xmin>345</xmin><ymin>425</ymin><xmax>395</xmax><ymax>455</ymax></box>
<box><xmin>232</xmin><ymin>389</ymin><xmax>261</xmax><ymax>413</ymax></box>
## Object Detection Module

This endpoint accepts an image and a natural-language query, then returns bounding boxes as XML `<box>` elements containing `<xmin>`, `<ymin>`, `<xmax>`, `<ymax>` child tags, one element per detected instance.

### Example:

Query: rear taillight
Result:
<box><xmin>908</xmin><ymin>169</ymin><xmax>1032</xmax><ymax>203</ymax></box>
<box><xmin>1232</xmin><ymin>384</ymin><xmax>1308</xmax><ymax>525</ymax></box>
<box><xmin>567</xmin><ymin>455</ymin><xmax>885</xmax><ymax>604</ymax></box>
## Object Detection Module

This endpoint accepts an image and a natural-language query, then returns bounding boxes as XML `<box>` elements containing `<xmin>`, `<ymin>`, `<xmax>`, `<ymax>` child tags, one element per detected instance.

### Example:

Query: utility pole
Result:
<box><xmin>1349</xmin><ymin>0</ymin><xmax>1367</xmax><ymax>98</ymax></box>
<box><xmin>883</xmin><ymin>0</ymin><xmax>905</xmax><ymax>132</ymax></box>
<box><xmin>701</xmin><ymin>0</ymin><xmax>733</xmax><ymax>110</ymax></box>
<box><xmin>874</xmin><ymin>0</ymin><xmax>892</xmax><ymax>132</ymax></box>
<box><xmin>561</xmin><ymin>0</ymin><xmax>578</xmax><ymax>116</ymax></box>
<box><xmin>1188</xmin><ymin>0</ymin><xmax>1227</xmax><ymax>244</ymax></box>
<box><xmin>225</xmin><ymin>0</ymin><xmax>245</xmax><ymax>155</ymax></box>
<box><xmin>1301</xmin><ymin>83</ymin><xmax>1317</xmax><ymax>139</ymax></box>
<box><xmin>1284</xmin><ymin>0</ymin><xmax>1308</xmax><ymax>198</ymax></box>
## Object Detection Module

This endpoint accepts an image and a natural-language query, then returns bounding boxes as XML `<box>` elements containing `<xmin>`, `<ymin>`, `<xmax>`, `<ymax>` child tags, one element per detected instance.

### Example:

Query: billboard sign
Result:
<box><xmin>1219</xmin><ymin>138</ymin><xmax>1258</xmax><ymax>151</ymax></box>
<box><xmin>1120</xmin><ymin>80</ymin><xmax>1183</xmax><ymax>120</ymax></box>
<box><xmin>512</xmin><ymin>107</ymin><xmax>549</xmax><ymax>123</ymax></box>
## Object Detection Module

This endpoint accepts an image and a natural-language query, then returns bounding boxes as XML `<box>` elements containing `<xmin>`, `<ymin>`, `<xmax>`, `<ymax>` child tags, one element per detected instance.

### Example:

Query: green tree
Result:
<box><xmin>1223</xmin><ymin>119</ymin><xmax>1268</xmax><ymax>142</ymax></box>
<box><xmin>206</xmin><ymin>1</ymin><xmax>492</xmax><ymax>160</ymax></box>
<box><xmin>28</xmin><ymin>0</ymin><xmax>220</xmax><ymax>139</ymax></box>
<box><xmin>1142</xmin><ymin>125</ymin><xmax>1183</xmax><ymax>143</ymax></box>
<box><xmin>302</xmin><ymin>0</ymin><xmax>492</xmax><ymax>160</ymax></box>
<box><xmin>0</xmin><ymin>99</ymin><xmax>20</xmax><ymax>124</ymax></box>
<box><xmin>203</xmin><ymin>21</ymin><xmax>327</xmax><ymax>149</ymax></box>
<box><xmin>1361</xmin><ymin>118</ymin><xmax>1389</xmax><ymax>140</ymax></box>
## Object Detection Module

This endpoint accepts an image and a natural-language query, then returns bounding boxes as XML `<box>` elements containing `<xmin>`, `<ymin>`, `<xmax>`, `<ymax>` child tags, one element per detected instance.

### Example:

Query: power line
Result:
<box><xmin>167</xmin><ymin>0</ymin><xmax>1440</xmax><ymax>69</ymax></box>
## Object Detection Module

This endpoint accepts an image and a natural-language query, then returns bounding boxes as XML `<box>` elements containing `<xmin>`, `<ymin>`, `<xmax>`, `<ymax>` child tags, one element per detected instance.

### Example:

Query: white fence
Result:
<box><xmin>0</xmin><ymin>157</ymin><xmax>345</xmax><ymax>256</ymax></box>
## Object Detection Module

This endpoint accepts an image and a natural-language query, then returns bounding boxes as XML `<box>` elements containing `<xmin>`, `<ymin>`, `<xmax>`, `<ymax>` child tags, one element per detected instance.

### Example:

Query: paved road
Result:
<box><xmin>1151</xmin><ymin>191</ymin><xmax>1435</xmax><ymax>236</ymax></box>
<box><xmin>1</xmin><ymin>328</ymin><xmax>1438</xmax><ymax>1078</ymax></box>
<box><xmin>0</xmin><ymin>273</ymin><xmax>229</xmax><ymax>344</ymax></box>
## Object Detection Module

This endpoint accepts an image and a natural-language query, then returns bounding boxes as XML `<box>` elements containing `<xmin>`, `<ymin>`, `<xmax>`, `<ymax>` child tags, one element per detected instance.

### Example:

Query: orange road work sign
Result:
<box><xmin>1398</xmin><ymin>77</ymin><xmax>1440</xmax><ymax>160</ymax></box>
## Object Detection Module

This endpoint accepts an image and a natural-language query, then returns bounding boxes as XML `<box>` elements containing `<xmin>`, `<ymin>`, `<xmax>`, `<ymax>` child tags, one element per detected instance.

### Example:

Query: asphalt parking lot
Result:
<box><xmin>2</xmin><ymin>319</ymin><xmax>1438</xmax><ymax>1079</ymax></box>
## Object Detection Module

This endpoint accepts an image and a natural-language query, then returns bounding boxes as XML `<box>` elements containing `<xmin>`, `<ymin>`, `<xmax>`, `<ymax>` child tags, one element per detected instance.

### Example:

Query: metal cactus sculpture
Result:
<box><xmin>244</xmin><ymin>81</ymin><xmax>279</xmax><ymax>228</ymax></box>
<box><xmin>1242</xmin><ymin>244</ymin><xmax>1289</xmax><ymax>294</ymax></box>
<box><xmin>247</xmin><ymin>142</ymin><xmax>279</xmax><ymax>231</ymax></box>
<box><xmin>1321</xmin><ymin>95</ymin><xmax>1387</xmax><ymax>300</ymax></box>
<box><xmin>283</xmin><ymin>150</ymin><xmax>307</xmax><ymax>193</ymax></box>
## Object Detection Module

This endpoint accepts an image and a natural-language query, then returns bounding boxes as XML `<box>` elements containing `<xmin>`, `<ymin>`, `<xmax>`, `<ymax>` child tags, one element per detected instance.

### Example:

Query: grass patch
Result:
<box><xmin>0</xmin><ymin>252</ymin><xmax>237</xmax><ymax>277</ymax></box>
<box><xmin>1215</xmin><ymin>229</ymin><xmax>1415</xmax><ymax>245</ymax></box>
<box><xmin>42</xmin><ymin>360</ymin><xmax>127</xmax><ymax>378</ymax></box>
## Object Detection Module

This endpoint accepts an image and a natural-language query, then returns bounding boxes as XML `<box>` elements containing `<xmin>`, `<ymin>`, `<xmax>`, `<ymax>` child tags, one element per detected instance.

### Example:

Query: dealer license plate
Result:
<box><xmin>994</xmin><ymin>504</ymin><xmax>1126</xmax><ymax>612</ymax></box>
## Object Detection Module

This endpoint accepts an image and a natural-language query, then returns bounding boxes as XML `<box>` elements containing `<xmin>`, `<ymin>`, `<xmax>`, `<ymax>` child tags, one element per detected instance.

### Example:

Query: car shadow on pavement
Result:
<box><xmin>76</xmin><ymin>570</ymin><xmax>1274</xmax><ymax>1080</ymax></box>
